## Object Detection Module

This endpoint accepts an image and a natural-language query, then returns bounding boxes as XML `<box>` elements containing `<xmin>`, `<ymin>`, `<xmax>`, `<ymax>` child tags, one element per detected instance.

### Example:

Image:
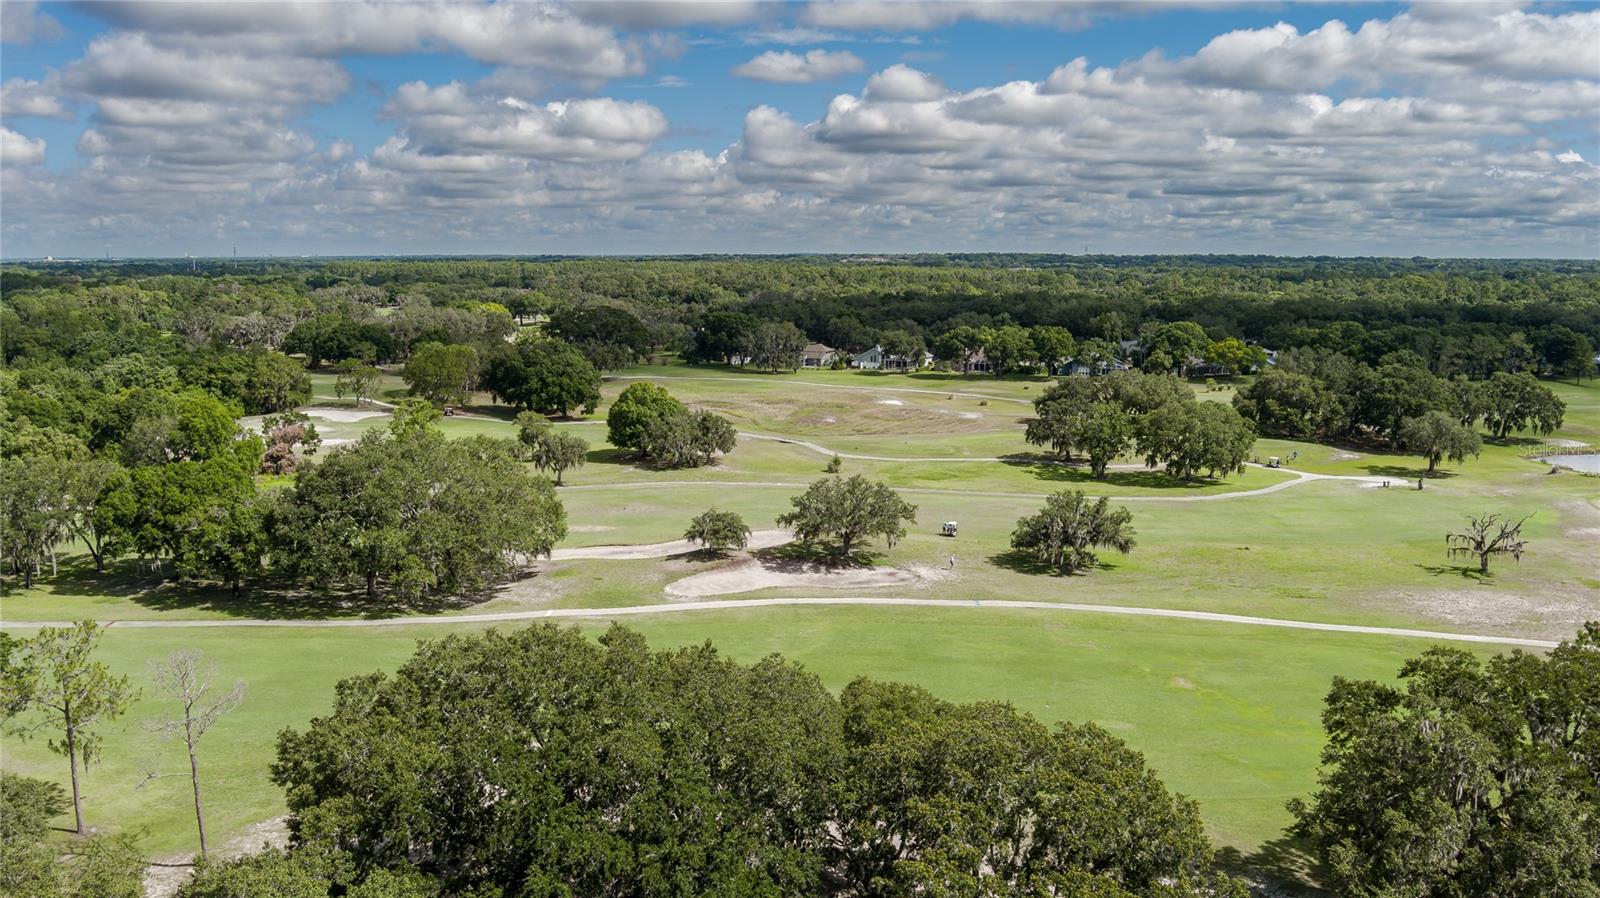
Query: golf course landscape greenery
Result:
<box><xmin>2</xmin><ymin>255</ymin><xmax>1598</xmax><ymax>896</ymax></box>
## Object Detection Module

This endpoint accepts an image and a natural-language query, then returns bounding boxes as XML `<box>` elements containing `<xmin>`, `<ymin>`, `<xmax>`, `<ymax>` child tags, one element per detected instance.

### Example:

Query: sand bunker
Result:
<box><xmin>552</xmin><ymin>529</ymin><xmax>793</xmax><ymax>561</ymax></box>
<box><xmin>877</xmin><ymin>398</ymin><xmax>905</xmax><ymax>406</ymax></box>
<box><xmin>666</xmin><ymin>557</ymin><xmax>929</xmax><ymax>597</ymax></box>
<box><xmin>304</xmin><ymin>406</ymin><xmax>389</xmax><ymax>422</ymax></box>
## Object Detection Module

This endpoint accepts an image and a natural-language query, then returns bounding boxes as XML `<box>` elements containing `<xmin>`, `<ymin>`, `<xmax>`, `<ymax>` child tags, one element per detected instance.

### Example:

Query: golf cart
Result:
<box><xmin>1266</xmin><ymin>456</ymin><xmax>1281</xmax><ymax>468</ymax></box>
<box><xmin>941</xmin><ymin>521</ymin><xmax>958</xmax><ymax>537</ymax></box>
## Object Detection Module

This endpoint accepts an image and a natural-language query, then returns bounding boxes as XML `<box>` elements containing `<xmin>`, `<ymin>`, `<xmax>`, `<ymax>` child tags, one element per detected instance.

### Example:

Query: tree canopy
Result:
<box><xmin>777</xmin><ymin>475</ymin><xmax>917</xmax><ymax>557</ymax></box>
<box><xmin>1289</xmin><ymin>624</ymin><xmax>1600</xmax><ymax>897</ymax></box>
<box><xmin>259</xmin><ymin>624</ymin><xmax>1246</xmax><ymax>898</ymax></box>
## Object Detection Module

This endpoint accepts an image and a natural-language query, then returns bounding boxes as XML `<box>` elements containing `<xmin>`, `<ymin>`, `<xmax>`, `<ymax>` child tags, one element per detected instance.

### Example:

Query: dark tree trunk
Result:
<box><xmin>366</xmin><ymin>570</ymin><xmax>378</xmax><ymax>599</ymax></box>
<box><xmin>66</xmin><ymin>714</ymin><xmax>85</xmax><ymax>835</ymax></box>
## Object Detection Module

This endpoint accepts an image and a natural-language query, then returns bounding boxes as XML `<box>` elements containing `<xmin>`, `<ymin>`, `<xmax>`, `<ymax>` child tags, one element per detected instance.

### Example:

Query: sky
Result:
<box><xmin>0</xmin><ymin>0</ymin><xmax>1596</xmax><ymax>258</ymax></box>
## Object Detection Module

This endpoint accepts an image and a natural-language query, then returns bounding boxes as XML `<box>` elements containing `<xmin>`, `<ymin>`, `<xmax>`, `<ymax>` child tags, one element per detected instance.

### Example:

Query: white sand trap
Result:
<box><xmin>552</xmin><ymin>529</ymin><xmax>793</xmax><ymax>561</ymax></box>
<box><xmin>877</xmin><ymin>398</ymin><xmax>905</xmax><ymax>406</ymax></box>
<box><xmin>569</xmin><ymin>525</ymin><xmax>618</xmax><ymax>533</ymax></box>
<box><xmin>304</xmin><ymin>407</ymin><xmax>389</xmax><ymax>423</ymax></box>
<box><xmin>666</xmin><ymin>558</ymin><xmax>924</xmax><ymax>597</ymax></box>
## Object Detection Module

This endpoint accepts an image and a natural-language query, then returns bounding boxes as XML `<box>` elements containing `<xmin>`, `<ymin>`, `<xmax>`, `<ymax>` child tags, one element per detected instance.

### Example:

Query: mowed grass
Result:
<box><xmin>0</xmin><ymin>609</ymin><xmax>1485</xmax><ymax>866</ymax></box>
<box><xmin>4</xmin><ymin>365</ymin><xmax>1596</xmax><ymax>889</ymax></box>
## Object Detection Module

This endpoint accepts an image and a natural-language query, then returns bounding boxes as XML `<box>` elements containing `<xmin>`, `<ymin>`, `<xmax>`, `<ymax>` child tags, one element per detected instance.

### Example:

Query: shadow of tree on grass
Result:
<box><xmin>1215</xmin><ymin>832</ymin><xmax>1330</xmax><ymax>897</ymax></box>
<box><xmin>24</xmin><ymin>558</ymin><xmax>528</xmax><ymax>621</ymax></box>
<box><xmin>1415</xmin><ymin>562</ymin><xmax>1490</xmax><ymax>582</ymax></box>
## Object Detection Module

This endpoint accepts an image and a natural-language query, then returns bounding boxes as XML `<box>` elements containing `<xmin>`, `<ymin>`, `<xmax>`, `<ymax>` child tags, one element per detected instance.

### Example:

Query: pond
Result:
<box><xmin>1542</xmin><ymin>453</ymin><xmax>1600</xmax><ymax>474</ymax></box>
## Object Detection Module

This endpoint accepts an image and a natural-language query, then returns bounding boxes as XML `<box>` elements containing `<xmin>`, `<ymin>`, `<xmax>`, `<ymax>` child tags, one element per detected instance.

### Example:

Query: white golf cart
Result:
<box><xmin>941</xmin><ymin>521</ymin><xmax>958</xmax><ymax>537</ymax></box>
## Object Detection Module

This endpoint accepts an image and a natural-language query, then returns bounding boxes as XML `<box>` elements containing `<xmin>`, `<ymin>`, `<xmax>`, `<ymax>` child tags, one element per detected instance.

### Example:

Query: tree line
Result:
<box><xmin>3</xmin><ymin>408</ymin><xmax>566</xmax><ymax>600</ymax></box>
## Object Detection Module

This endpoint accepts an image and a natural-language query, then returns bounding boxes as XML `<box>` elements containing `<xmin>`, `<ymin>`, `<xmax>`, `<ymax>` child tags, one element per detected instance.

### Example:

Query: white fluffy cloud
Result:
<box><xmin>733</xmin><ymin>49</ymin><xmax>867</xmax><ymax>83</ymax></box>
<box><xmin>0</xmin><ymin>1</ymin><xmax>64</xmax><ymax>45</ymax></box>
<box><xmin>383</xmin><ymin>82</ymin><xmax>670</xmax><ymax>162</ymax></box>
<box><xmin>2</xmin><ymin>2</ymin><xmax>1596</xmax><ymax>256</ymax></box>
<box><xmin>1</xmin><ymin>78</ymin><xmax>74</xmax><ymax>120</ymax></box>
<box><xmin>1</xmin><ymin>126</ymin><xmax>46</xmax><ymax>165</ymax></box>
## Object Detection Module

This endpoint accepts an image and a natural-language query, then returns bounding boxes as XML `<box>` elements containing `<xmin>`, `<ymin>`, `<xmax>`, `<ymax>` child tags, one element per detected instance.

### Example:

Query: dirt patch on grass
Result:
<box><xmin>1388</xmin><ymin>588</ymin><xmax>1600</xmax><ymax>639</ymax></box>
<box><xmin>665</xmin><ymin>556</ymin><xmax>945</xmax><ymax>597</ymax></box>
<box><xmin>144</xmin><ymin>816</ymin><xmax>289</xmax><ymax>898</ymax></box>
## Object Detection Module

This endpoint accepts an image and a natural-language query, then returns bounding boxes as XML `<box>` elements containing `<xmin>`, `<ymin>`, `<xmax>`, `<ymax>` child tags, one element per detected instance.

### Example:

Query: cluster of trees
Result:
<box><xmin>1234</xmin><ymin>349</ymin><xmax>1565</xmax><ymax>461</ymax></box>
<box><xmin>684</xmin><ymin>311</ymin><xmax>811</xmax><ymax>370</ymax></box>
<box><xmin>186</xmin><ymin>624</ymin><xmax>1247</xmax><ymax>898</ymax></box>
<box><xmin>3</xmin><ymin>626</ymin><xmax>252</xmax><ymax>897</ymax></box>
<box><xmin>1026</xmin><ymin>371</ymin><xmax>1256</xmax><ymax>480</ymax></box>
<box><xmin>1289</xmin><ymin>623</ymin><xmax>1600</xmax><ymax>896</ymax></box>
<box><xmin>3</xmin><ymin>409</ymin><xmax>566</xmax><ymax>601</ymax></box>
<box><xmin>480</xmin><ymin>338</ymin><xmax>602</xmax><ymax>416</ymax></box>
<box><xmin>606</xmin><ymin>382</ymin><xmax>737</xmax><ymax>468</ymax></box>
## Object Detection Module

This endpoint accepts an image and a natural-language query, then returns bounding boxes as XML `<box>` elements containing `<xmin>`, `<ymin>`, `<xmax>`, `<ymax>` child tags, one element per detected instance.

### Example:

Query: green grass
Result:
<box><xmin>5</xmin><ymin>363</ymin><xmax>1597</xmax><ymax>888</ymax></box>
<box><xmin>0</xmin><ymin>609</ymin><xmax>1476</xmax><ymax>867</ymax></box>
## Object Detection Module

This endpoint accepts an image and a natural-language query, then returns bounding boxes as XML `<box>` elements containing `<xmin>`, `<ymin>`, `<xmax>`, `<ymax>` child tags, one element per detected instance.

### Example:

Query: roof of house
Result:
<box><xmin>802</xmin><ymin>342</ymin><xmax>837</xmax><ymax>357</ymax></box>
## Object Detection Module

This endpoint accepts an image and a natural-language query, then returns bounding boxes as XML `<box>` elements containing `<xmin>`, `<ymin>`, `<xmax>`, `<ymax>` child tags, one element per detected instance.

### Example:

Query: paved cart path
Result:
<box><xmin>560</xmin><ymin>466</ymin><xmax>1387</xmax><ymax>503</ymax></box>
<box><xmin>1</xmin><ymin>597</ymin><xmax>1556</xmax><ymax>648</ymax></box>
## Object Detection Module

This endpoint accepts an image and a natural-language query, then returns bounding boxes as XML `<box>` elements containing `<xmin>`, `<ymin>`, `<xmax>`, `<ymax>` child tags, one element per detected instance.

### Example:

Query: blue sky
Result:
<box><xmin>1</xmin><ymin>1</ymin><xmax>1595</xmax><ymax>258</ymax></box>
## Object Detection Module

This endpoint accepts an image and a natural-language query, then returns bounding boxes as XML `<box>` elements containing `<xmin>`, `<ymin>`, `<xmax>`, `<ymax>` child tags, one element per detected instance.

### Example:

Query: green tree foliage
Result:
<box><xmin>401</xmin><ymin>341</ymin><xmax>478</xmax><ymax>407</ymax></box>
<box><xmin>99</xmin><ymin>387</ymin><xmax>242</xmax><ymax>467</ymax></box>
<box><xmin>265</xmin><ymin>625</ymin><xmax>1242</xmax><ymax>898</ymax></box>
<box><xmin>1399</xmin><ymin>410</ymin><xmax>1482</xmax><ymax>474</ymax></box>
<box><xmin>1135</xmin><ymin>401</ymin><xmax>1255</xmax><ymax>481</ymax></box>
<box><xmin>110</xmin><ymin>442</ymin><xmax>265</xmax><ymax>588</ymax></box>
<box><xmin>188</xmin><ymin>349</ymin><xmax>312</xmax><ymax>414</ymax></box>
<box><xmin>1025</xmin><ymin>371</ymin><xmax>1188</xmax><ymax>463</ymax></box>
<box><xmin>878</xmin><ymin>329</ymin><xmax>926</xmax><ymax>368</ymax></box>
<box><xmin>270</xmin><ymin>430</ymin><xmax>566</xmax><ymax>600</ymax></box>
<box><xmin>179</xmin><ymin>845</ymin><xmax>431</xmax><ymax>898</ymax></box>
<box><xmin>1029</xmin><ymin>325</ymin><xmax>1076</xmax><ymax>370</ymax></box>
<box><xmin>686</xmin><ymin>310</ymin><xmax>758</xmax><ymax>365</ymax></box>
<box><xmin>1351</xmin><ymin>363</ymin><xmax>1448</xmax><ymax>442</ymax></box>
<box><xmin>528</xmin><ymin>429</ymin><xmax>589</xmax><ymax>485</ymax></box>
<box><xmin>984</xmin><ymin>324</ymin><xmax>1035</xmax><ymax>374</ymax></box>
<box><xmin>606</xmin><ymin>382</ymin><xmax>687</xmax><ymax>455</ymax></box>
<box><xmin>1</xmin><ymin>622</ymin><xmax>138</xmax><ymax>836</ymax></box>
<box><xmin>1009</xmin><ymin>491</ymin><xmax>1136</xmax><ymax>574</ymax></box>
<box><xmin>332</xmin><ymin>358</ymin><xmax>381</xmax><ymax>407</ymax></box>
<box><xmin>1139</xmin><ymin>321</ymin><xmax>1210</xmax><ymax>370</ymax></box>
<box><xmin>59</xmin><ymin>454</ymin><xmax>129</xmax><ymax>573</ymax></box>
<box><xmin>385</xmin><ymin>398</ymin><xmax>441</xmax><ymax>438</ymax></box>
<box><xmin>1479</xmin><ymin>371</ymin><xmax>1566</xmax><ymax>439</ymax></box>
<box><xmin>283</xmin><ymin>313</ymin><xmax>397</xmax><ymax>367</ymax></box>
<box><xmin>684</xmin><ymin>508</ymin><xmax>752</xmax><ymax>552</ymax></box>
<box><xmin>546</xmin><ymin>305</ymin><xmax>653</xmax><ymax>368</ymax></box>
<box><xmin>637</xmin><ymin>409</ymin><xmax>737</xmax><ymax>468</ymax></box>
<box><xmin>1289</xmin><ymin>624</ymin><xmax>1600</xmax><ymax>897</ymax></box>
<box><xmin>1538</xmin><ymin>325</ymin><xmax>1597</xmax><ymax>383</ymax></box>
<box><xmin>1202</xmin><ymin>337</ymin><xmax>1266</xmax><ymax>376</ymax></box>
<box><xmin>1028</xmin><ymin>372</ymin><xmax>1249</xmax><ymax>480</ymax></box>
<box><xmin>777</xmin><ymin>475</ymin><xmax>917</xmax><ymax>557</ymax></box>
<box><xmin>480</xmin><ymin>339</ymin><xmax>602</xmax><ymax>416</ymax></box>
<box><xmin>1232</xmin><ymin>369</ymin><xmax>1339</xmax><ymax>439</ymax></box>
<box><xmin>0</xmin><ymin>454</ymin><xmax>73</xmax><ymax>588</ymax></box>
<box><xmin>748</xmin><ymin>320</ymin><xmax>809</xmax><ymax>372</ymax></box>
